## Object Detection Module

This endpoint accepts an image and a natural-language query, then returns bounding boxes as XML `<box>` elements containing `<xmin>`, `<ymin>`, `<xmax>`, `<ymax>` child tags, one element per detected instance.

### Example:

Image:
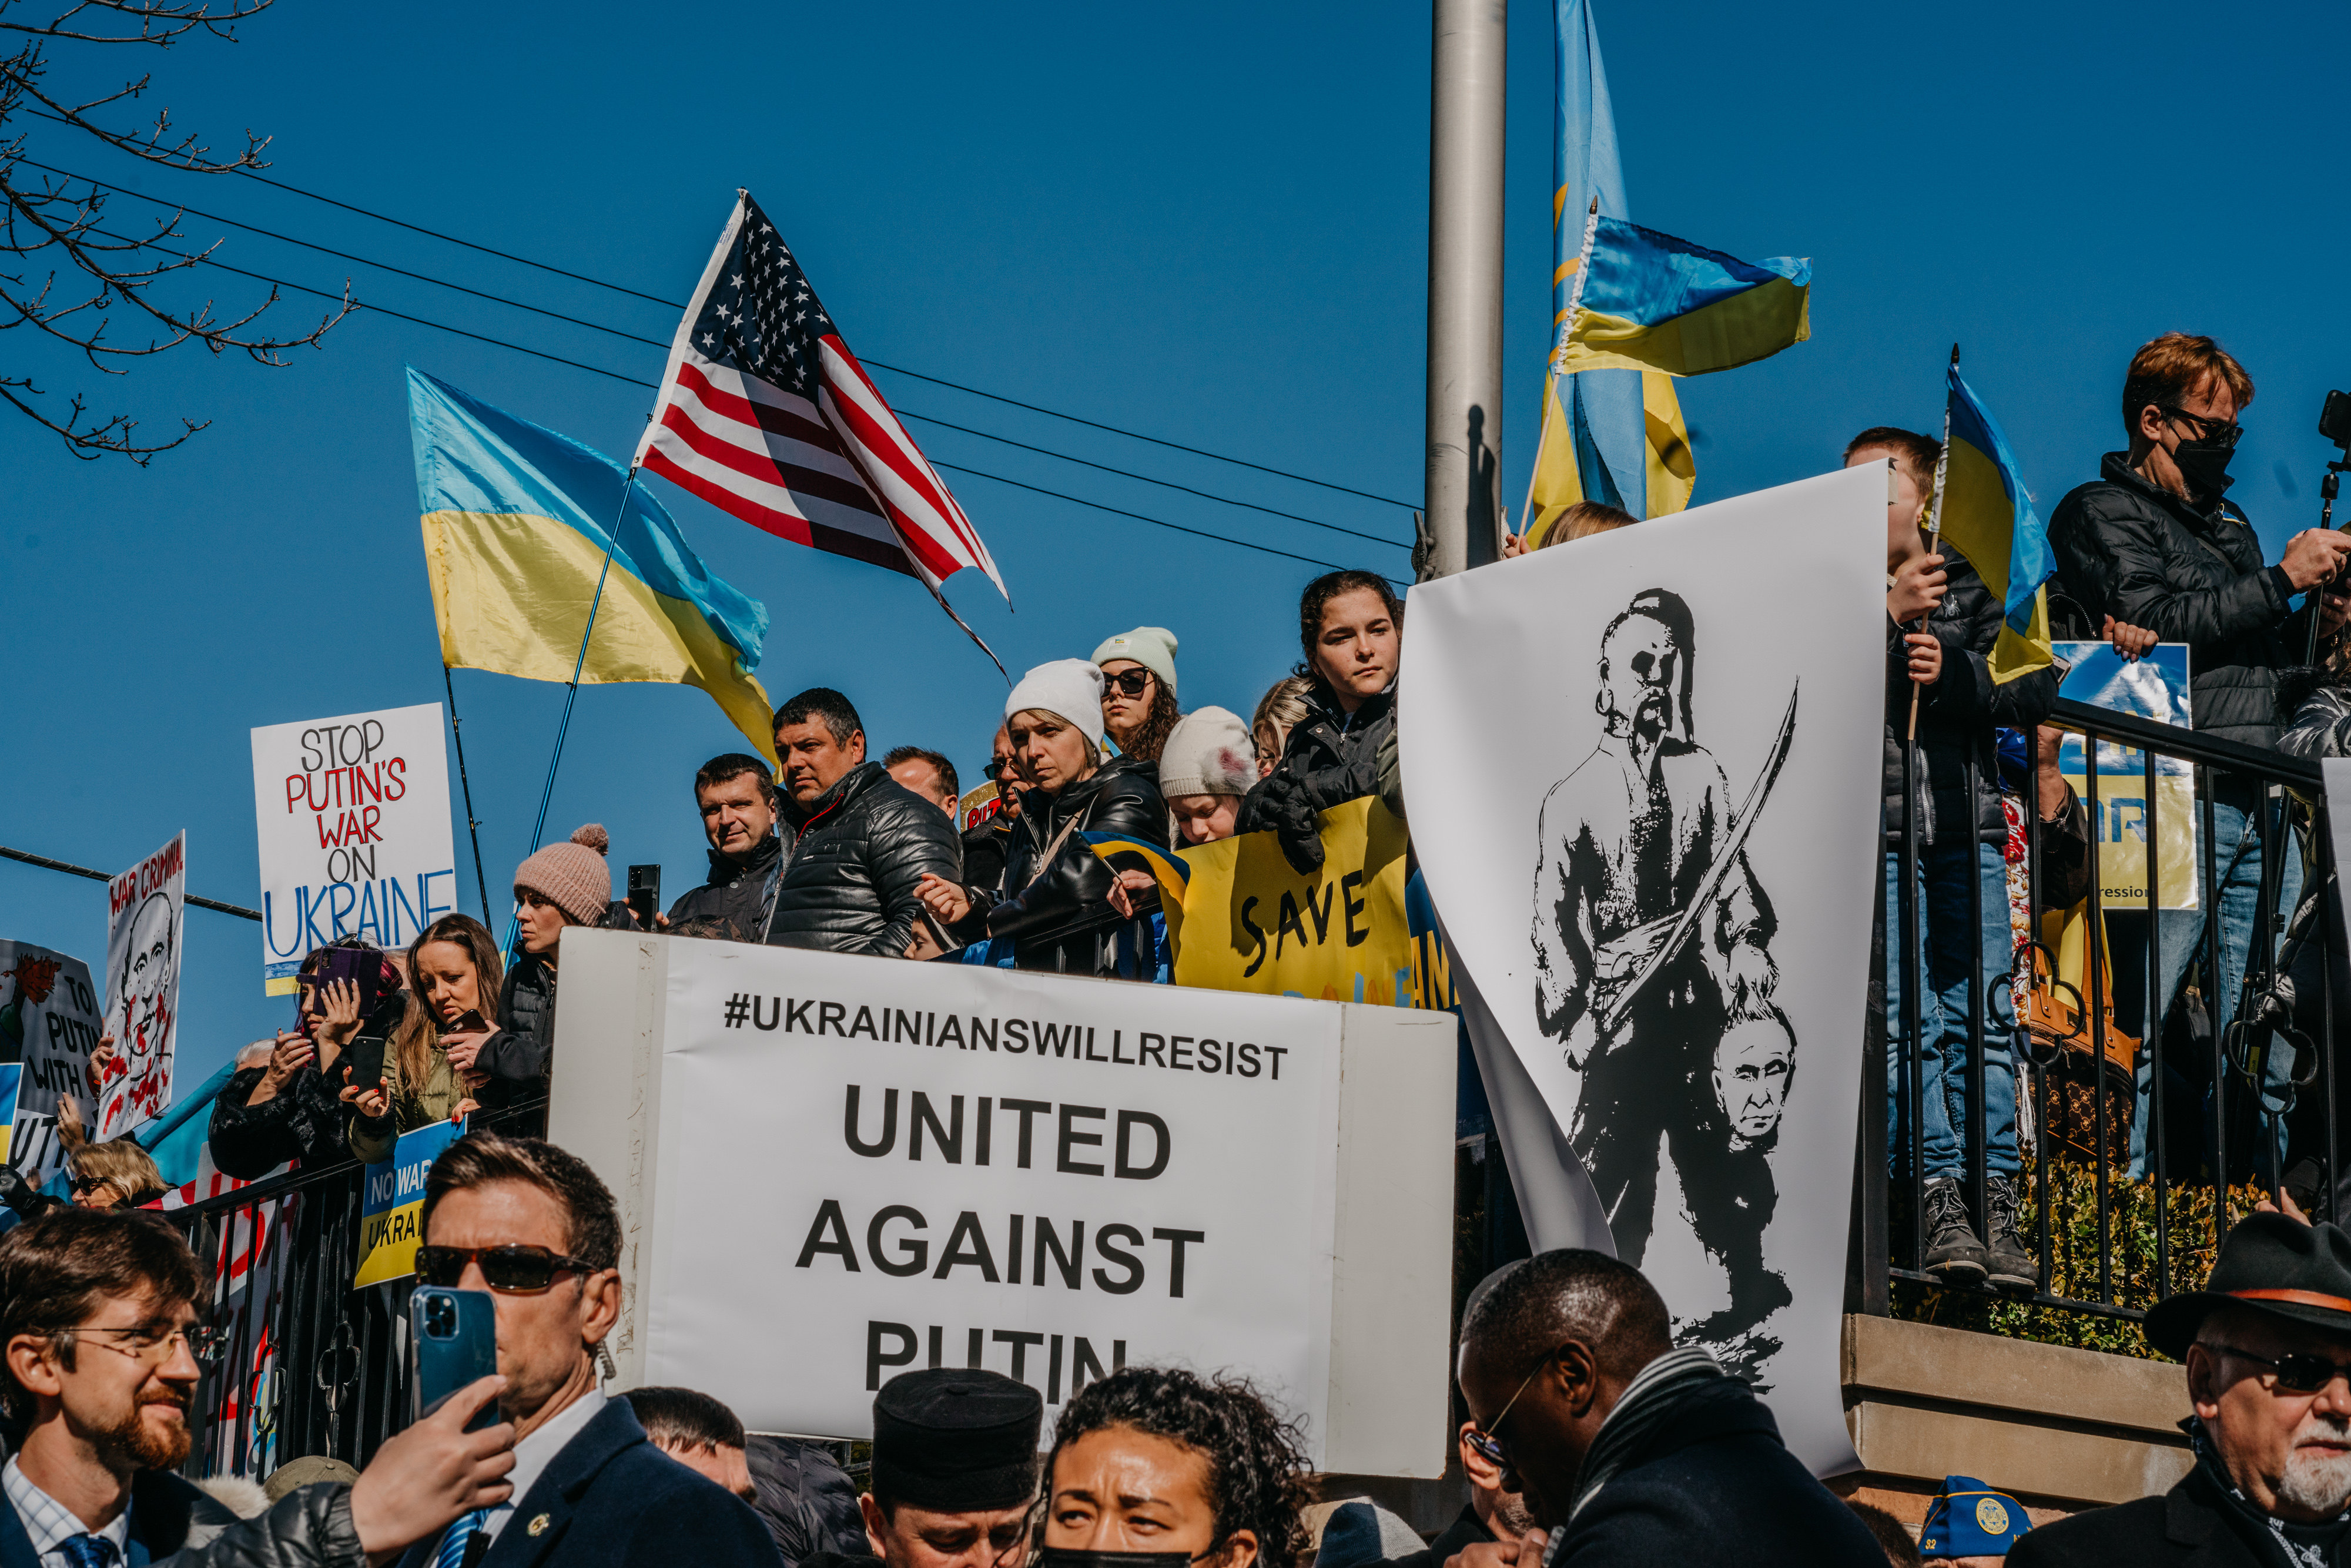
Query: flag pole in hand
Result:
<box><xmin>1907</xmin><ymin>344</ymin><xmax>1959</xmax><ymax>745</ymax></box>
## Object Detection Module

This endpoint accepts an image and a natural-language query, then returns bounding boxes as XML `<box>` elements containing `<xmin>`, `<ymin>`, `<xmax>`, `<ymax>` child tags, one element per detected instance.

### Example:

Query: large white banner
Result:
<box><xmin>251</xmin><ymin>703</ymin><xmax>458</xmax><ymax>993</ymax></box>
<box><xmin>1401</xmin><ymin>465</ymin><xmax>1885</xmax><ymax>1474</ymax></box>
<box><xmin>645</xmin><ymin>940</ymin><xmax>1344</xmax><ymax>1446</ymax></box>
<box><xmin>101</xmin><ymin>832</ymin><xmax>186</xmax><ymax>1140</ymax></box>
<box><xmin>0</xmin><ymin>940</ymin><xmax>103</xmax><ymax>1181</ymax></box>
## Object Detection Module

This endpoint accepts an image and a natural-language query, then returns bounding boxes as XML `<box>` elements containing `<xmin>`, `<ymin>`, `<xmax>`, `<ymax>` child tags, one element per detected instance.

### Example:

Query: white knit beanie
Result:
<box><xmin>1006</xmin><ymin>659</ymin><xmax>1106</xmax><ymax>751</ymax></box>
<box><xmin>1091</xmin><ymin>626</ymin><xmax>1178</xmax><ymax>696</ymax></box>
<box><xmin>1156</xmin><ymin>707</ymin><xmax>1257</xmax><ymax>799</ymax></box>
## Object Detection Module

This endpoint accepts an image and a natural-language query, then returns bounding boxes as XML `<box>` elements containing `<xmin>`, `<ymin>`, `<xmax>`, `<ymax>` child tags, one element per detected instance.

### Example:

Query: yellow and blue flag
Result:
<box><xmin>1083</xmin><ymin>832</ymin><xmax>1190</xmax><ymax>911</ymax></box>
<box><xmin>1531</xmin><ymin>0</ymin><xmax>1694</xmax><ymax>526</ymax></box>
<box><xmin>408</xmin><ymin>367</ymin><xmax>779</xmax><ymax>766</ymax></box>
<box><xmin>1553</xmin><ymin>218</ymin><xmax>1811</xmax><ymax>379</ymax></box>
<box><xmin>1938</xmin><ymin>361</ymin><xmax>2055</xmax><ymax>684</ymax></box>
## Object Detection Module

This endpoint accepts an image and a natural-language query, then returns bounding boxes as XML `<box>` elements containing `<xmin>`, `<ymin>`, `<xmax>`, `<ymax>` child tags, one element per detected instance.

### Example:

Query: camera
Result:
<box><xmin>2322</xmin><ymin>390</ymin><xmax>2351</xmax><ymax>451</ymax></box>
<box><xmin>421</xmin><ymin>1293</ymin><xmax>459</xmax><ymax>1339</ymax></box>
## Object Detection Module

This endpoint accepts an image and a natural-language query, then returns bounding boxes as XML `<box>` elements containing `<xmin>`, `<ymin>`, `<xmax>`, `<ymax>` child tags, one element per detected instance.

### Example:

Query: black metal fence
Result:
<box><xmin>1854</xmin><ymin>695</ymin><xmax>2339</xmax><ymax>1326</ymax></box>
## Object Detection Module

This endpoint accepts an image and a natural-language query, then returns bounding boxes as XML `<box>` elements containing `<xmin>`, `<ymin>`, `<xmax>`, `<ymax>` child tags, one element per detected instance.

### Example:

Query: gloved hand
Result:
<box><xmin>1264</xmin><ymin>781</ymin><xmax>1326</xmax><ymax>875</ymax></box>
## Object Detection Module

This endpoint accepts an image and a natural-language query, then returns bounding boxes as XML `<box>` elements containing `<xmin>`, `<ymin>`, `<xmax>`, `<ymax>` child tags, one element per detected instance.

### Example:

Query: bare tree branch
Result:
<box><xmin>0</xmin><ymin>0</ymin><xmax>346</xmax><ymax>461</ymax></box>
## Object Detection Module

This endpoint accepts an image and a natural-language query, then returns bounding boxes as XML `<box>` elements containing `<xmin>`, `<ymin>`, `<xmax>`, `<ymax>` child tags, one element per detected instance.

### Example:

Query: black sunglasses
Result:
<box><xmin>415</xmin><ymin>1244</ymin><xmax>599</xmax><ymax>1295</ymax></box>
<box><xmin>2164</xmin><ymin>406</ymin><xmax>2243</xmax><ymax>448</ymax></box>
<box><xmin>1102</xmin><ymin>669</ymin><xmax>1154</xmax><ymax>698</ymax></box>
<box><xmin>2211</xmin><ymin>1343</ymin><xmax>2351</xmax><ymax>1395</ymax></box>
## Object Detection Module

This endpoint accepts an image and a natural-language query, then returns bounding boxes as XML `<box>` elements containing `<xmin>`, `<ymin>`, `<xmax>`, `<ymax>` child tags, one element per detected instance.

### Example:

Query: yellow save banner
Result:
<box><xmin>1163</xmin><ymin>798</ymin><xmax>1416</xmax><ymax>1003</ymax></box>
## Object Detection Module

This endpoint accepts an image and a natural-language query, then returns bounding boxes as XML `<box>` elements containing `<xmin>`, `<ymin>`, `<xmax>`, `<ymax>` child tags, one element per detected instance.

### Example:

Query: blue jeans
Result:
<box><xmin>1885</xmin><ymin>840</ymin><xmax>2020</xmax><ymax>1180</ymax></box>
<box><xmin>2128</xmin><ymin>797</ymin><xmax>2302</xmax><ymax>1179</ymax></box>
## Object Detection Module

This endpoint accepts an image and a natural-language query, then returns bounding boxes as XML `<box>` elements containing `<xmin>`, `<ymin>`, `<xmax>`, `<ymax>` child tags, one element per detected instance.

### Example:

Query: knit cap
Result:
<box><xmin>1091</xmin><ymin>626</ymin><xmax>1178</xmax><ymax>697</ymax></box>
<box><xmin>1156</xmin><ymin>706</ymin><xmax>1257</xmax><ymax>799</ymax></box>
<box><xmin>514</xmin><ymin>825</ymin><xmax>611</xmax><ymax>926</ymax></box>
<box><xmin>1006</xmin><ymin>660</ymin><xmax>1106</xmax><ymax>751</ymax></box>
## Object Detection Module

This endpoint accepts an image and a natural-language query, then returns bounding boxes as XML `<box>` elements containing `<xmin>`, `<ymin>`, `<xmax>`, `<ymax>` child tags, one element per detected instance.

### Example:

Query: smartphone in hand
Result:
<box><xmin>627</xmin><ymin>864</ymin><xmax>661</xmax><ymax>929</ymax></box>
<box><xmin>412</xmin><ymin>1286</ymin><xmax>500</xmax><ymax>1431</ymax></box>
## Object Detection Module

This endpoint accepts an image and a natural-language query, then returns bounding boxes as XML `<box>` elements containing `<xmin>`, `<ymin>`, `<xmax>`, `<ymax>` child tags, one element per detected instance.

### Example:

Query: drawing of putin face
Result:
<box><xmin>120</xmin><ymin>894</ymin><xmax>173</xmax><ymax>1054</ymax></box>
<box><xmin>1714</xmin><ymin>1014</ymin><xmax>1794</xmax><ymax>1145</ymax></box>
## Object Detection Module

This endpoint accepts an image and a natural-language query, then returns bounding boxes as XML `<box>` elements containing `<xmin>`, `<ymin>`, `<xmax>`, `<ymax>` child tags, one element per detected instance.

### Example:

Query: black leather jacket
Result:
<box><xmin>2049</xmin><ymin>452</ymin><xmax>2306</xmax><ymax>751</ymax></box>
<box><xmin>1237</xmin><ymin>682</ymin><xmax>1395</xmax><ymax>870</ymax></box>
<box><xmin>766</xmin><ymin>763</ymin><xmax>961</xmax><ymax>957</ymax></box>
<box><xmin>983</xmin><ymin>757</ymin><xmax>1167</xmax><ymax>974</ymax></box>
<box><xmin>1883</xmin><ymin>544</ymin><xmax>2056</xmax><ymax>847</ymax></box>
<box><xmin>59</xmin><ymin>1471</ymin><xmax>366</xmax><ymax>1568</ymax></box>
<box><xmin>208</xmin><ymin>1064</ymin><xmax>350</xmax><ymax>1179</ymax></box>
<box><xmin>667</xmin><ymin>830</ymin><xmax>792</xmax><ymax>942</ymax></box>
<box><xmin>481</xmin><ymin>951</ymin><xmax>556</xmax><ymax>1085</ymax></box>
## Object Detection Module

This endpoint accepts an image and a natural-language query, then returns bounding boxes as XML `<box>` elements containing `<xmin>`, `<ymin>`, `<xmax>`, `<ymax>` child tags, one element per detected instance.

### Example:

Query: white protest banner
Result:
<box><xmin>0</xmin><ymin>941</ymin><xmax>104</xmax><ymax>1182</ymax></box>
<box><xmin>1399</xmin><ymin>465</ymin><xmax>1886</xmax><ymax>1476</ymax></box>
<box><xmin>251</xmin><ymin>703</ymin><xmax>458</xmax><ymax>994</ymax></box>
<box><xmin>101</xmin><ymin>832</ymin><xmax>186</xmax><ymax>1140</ymax></box>
<box><xmin>550</xmin><ymin>931</ymin><xmax>1458</xmax><ymax>1473</ymax></box>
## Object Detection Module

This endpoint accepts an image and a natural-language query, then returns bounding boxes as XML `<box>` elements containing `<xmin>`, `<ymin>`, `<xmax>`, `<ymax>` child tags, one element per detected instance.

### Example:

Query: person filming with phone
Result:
<box><xmin>399</xmin><ymin>1131</ymin><xmax>779</xmax><ymax>1568</ymax></box>
<box><xmin>346</xmin><ymin>916</ymin><xmax>509</xmax><ymax>1162</ymax></box>
<box><xmin>0</xmin><ymin>1205</ymin><xmax>515</xmax><ymax>1567</ymax></box>
<box><xmin>2048</xmin><ymin>333</ymin><xmax>2351</xmax><ymax>1182</ymax></box>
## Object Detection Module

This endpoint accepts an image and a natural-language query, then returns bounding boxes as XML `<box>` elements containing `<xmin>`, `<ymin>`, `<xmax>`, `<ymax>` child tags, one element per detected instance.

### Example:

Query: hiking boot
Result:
<box><xmin>1982</xmin><ymin>1173</ymin><xmax>2038</xmax><ymax>1293</ymax></box>
<box><xmin>1922</xmin><ymin>1177</ymin><xmax>1987</xmax><ymax>1284</ymax></box>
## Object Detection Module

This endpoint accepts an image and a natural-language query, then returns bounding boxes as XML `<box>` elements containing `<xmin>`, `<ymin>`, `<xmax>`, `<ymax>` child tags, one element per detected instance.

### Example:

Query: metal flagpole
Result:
<box><xmin>1424</xmin><ymin>0</ymin><xmax>1507</xmax><ymax>578</ymax></box>
<box><xmin>442</xmin><ymin>664</ymin><xmax>493</xmax><ymax>922</ymax></box>
<box><xmin>506</xmin><ymin>468</ymin><xmax>637</xmax><ymax>950</ymax></box>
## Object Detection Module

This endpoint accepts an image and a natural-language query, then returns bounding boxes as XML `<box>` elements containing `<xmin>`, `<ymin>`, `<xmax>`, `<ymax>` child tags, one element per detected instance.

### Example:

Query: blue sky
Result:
<box><xmin>6</xmin><ymin>0</ymin><xmax>2349</xmax><ymax>1088</ymax></box>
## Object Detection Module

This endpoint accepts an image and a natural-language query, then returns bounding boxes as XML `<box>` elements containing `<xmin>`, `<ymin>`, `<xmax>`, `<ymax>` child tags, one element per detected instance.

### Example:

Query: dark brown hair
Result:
<box><xmin>422</xmin><ymin>1131</ymin><xmax>621</xmax><ymax>1274</ymax></box>
<box><xmin>1292</xmin><ymin>570</ymin><xmax>1404</xmax><ymax>684</ymax></box>
<box><xmin>391</xmin><ymin>914</ymin><xmax>504</xmax><ymax>1093</ymax></box>
<box><xmin>1844</xmin><ymin>427</ymin><xmax>1942</xmax><ymax>501</ymax></box>
<box><xmin>2122</xmin><ymin>332</ymin><xmax>2255</xmax><ymax>437</ymax></box>
<box><xmin>624</xmin><ymin>1386</ymin><xmax>746</xmax><ymax>1452</ymax></box>
<box><xmin>0</xmin><ymin>1209</ymin><xmax>203</xmax><ymax>1416</ymax></box>
<box><xmin>1110</xmin><ymin>679</ymin><xmax>1183</xmax><ymax>763</ymax></box>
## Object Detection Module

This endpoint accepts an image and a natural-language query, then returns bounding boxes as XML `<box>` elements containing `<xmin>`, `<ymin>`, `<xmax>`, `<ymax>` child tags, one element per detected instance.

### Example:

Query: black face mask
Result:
<box><xmin>1034</xmin><ymin>1552</ymin><xmax>1198</xmax><ymax>1568</ymax></box>
<box><xmin>2171</xmin><ymin>433</ymin><xmax>2237</xmax><ymax>500</ymax></box>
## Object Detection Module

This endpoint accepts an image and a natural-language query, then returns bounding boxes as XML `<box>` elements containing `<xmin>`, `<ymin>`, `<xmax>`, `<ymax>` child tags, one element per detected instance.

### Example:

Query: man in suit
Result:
<box><xmin>0</xmin><ymin>1205</ymin><xmax>512</xmax><ymax>1567</ymax></box>
<box><xmin>2011</xmin><ymin>1212</ymin><xmax>2351</xmax><ymax>1568</ymax></box>
<box><xmin>404</xmin><ymin>1132</ymin><xmax>781</xmax><ymax>1568</ymax></box>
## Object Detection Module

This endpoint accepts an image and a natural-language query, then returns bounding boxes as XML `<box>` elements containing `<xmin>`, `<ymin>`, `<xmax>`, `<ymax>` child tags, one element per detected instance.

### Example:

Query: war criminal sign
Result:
<box><xmin>645</xmin><ymin>939</ymin><xmax>1343</xmax><ymax>1444</ymax></box>
<box><xmin>100</xmin><ymin>833</ymin><xmax>186</xmax><ymax>1141</ymax></box>
<box><xmin>252</xmin><ymin>703</ymin><xmax>458</xmax><ymax>995</ymax></box>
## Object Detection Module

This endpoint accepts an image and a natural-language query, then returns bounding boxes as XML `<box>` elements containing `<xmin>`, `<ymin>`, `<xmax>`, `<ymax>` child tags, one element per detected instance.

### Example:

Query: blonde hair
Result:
<box><xmin>1534</xmin><ymin>500</ymin><xmax>1638</xmax><ymax>550</ymax></box>
<box><xmin>1251</xmin><ymin>675</ymin><xmax>1314</xmax><ymax>766</ymax></box>
<box><xmin>72</xmin><ymin>1138</ymin><xmax>166</xmax><ymax>1208</ymax></box>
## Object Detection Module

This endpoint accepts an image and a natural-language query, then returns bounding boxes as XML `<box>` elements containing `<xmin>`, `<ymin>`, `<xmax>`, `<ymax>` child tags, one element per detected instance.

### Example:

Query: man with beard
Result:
<box><xmin>2011</xmin><ymin>1212</ymin><xmax>2351</xmax><ymax>1568</ymax></box>
<box><xmin>1445</xmin><ymin>1249</ymin><xmax>1881</xmax><ymax>1567</ymax></box>
<box><xmin>665</xmin><ymin>754</ymin><xmax>793</xmax><ymax>941</ymax></box>
<box><xmin>1531</xmin><ymin>588</ymin><xmax>1779</xmax><ymax>1266</ymax></box>
<box><xmin>0</xmin><ymin>1205</ymin><xmax>516</xmax><ymax>1565</ymax></box>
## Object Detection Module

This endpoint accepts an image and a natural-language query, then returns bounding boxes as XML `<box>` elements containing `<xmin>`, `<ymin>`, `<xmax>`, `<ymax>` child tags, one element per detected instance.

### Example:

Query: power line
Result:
<box><xmin>19</xmin><ymin>113</ymin><xmax>1424</xmax><ymax>510</ymax></box>
<box><xmin>92</xmin><ymin>225</ymin><xmax>1397</xmax><ymax>574</ymax></box>
<box><xmin>48</xmin><ymin>159</ymin><xmax>1403</xmax><ymax>547</ymax></box>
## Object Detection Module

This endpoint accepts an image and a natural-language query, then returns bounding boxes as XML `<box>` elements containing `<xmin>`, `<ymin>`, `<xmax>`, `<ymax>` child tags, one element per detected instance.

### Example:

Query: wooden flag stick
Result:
<box><xmin>1907</xmin><ymin>344</ymin><xmax>1959</xmax><ymax>743</ymax></box>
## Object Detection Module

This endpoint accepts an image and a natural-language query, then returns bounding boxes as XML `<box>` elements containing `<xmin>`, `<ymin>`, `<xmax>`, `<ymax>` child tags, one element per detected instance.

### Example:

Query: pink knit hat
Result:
<box><xmin>514</xmin><ymin>825</ymin><xmax>611</xmax><ymax>926</ymax></box>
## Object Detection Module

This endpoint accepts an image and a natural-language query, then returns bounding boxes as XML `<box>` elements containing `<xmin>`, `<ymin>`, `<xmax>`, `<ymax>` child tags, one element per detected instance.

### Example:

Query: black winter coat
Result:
<box><xmin>985</xmin><ymin>756</ymin><xmax>1168</xmax><ymax>974</ymax></box>
<box><xmin>2049</xmin><ymin>452</ymin><xmax>2308</xmax><ymax>751</ymax></box>
<box><xmin>1237</xmin><ymin>682</ymin><xmax>1394</xmax><ymax>869</ymax></box>
<box><xmin>2007</xmin><ymin>1457</ymin><xmax>2276</xmax><ymax>1568</ymax></box>
<box><xmin>481</xmin><ymin>951</ymin><xmax>557</xmax><ymax>1085</ymax></box>
<box><xmin>1372</xmin><ymin>1505</ymin><xmax>1492</xmax><ymax>1568</ymax></box>
<box><xmin>667</xmin><ymin>830</ymin><xmax>791</xmax><ymax>942</ymax></box>
<box><xmin>745</xmin><ymin>1435</ymin><xmax>869</xmax><ymax>1568</ymax></box>
<box><xmin>1545</xmin><ymin>1387</ymin><xmax>1884</xmax><ymax>1568</ymax></box>
<box><xmin>960</xmin><ymin>817</ymin><xmax>1012</xmax><ymax>897</ymax></box>
<box><xmin>1884</xmin><ymin>545</ymin><xmax>2058</xmax><ymax>847</ymax></box>
<box><xmin>208</xmin><ymin>1063</ymin><xmax>350</xmax><ymax>1179</ymax></box>
<box><xmin>766</xmin><ymin>763</ymin><xmax>960</xmax><ymax>957</ymax></box>
<box><xmin>0</xmin><ymin>1468</ymin><xmax>366</xmax><ymax>1568</ymax></box>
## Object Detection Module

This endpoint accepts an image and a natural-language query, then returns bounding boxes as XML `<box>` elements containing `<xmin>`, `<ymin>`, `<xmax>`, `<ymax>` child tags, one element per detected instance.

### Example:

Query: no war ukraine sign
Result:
<box><xmin>252</xmin><ymin>704</ymin><xmax>458</xmax><ymax>994</ymax></box>
<box><xmin>356</xmin><ymin>1118</ymin><xmax>465</xmax><ymax>1287</ymax></box>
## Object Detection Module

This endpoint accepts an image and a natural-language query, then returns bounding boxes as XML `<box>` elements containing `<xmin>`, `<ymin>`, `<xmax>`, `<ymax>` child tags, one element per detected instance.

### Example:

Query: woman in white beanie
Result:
<box><xmin>1155</xmin><ymin>706</ymin><xmax>1258</xmax><ymax>846</ymax></box>
<box><xmin>914</xmin><ymin>659</ymin><xmax>1170</xmax><ymax>977</ymax></box>
<box><xmin>1091</xmin><ymin>626</ymin><xmax>1182</xmax><ymax>763</ymax></box>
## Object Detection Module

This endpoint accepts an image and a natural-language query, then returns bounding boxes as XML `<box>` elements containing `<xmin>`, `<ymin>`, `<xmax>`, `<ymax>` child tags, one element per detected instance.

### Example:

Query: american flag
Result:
<box><xmin>634</xmin><ymin>192</ymin><xmax>1010</xmax><ymax>614</ymax></box>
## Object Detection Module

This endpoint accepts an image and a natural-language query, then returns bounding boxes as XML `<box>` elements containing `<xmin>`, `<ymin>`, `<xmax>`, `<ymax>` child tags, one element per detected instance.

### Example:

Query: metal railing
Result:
<box><xmin>1854</xmin><ymin>695</ymin><xmax>2337</xmax><ymax>1325</ymax></box>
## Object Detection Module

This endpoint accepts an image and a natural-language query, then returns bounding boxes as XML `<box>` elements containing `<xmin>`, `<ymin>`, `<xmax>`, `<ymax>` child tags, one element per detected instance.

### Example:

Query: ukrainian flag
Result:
<box><xmin>408</xmin><ymin>368</ymin><xmax>779</xmax><ymax>766</ymax></box>
<box><xmin>1531</xmin><ymin>0</ymin><xmax>1694</xmax><ymax>526</ymax></box>
<box><xmin>1083</xmin><ymin>832</ymin><xmax>1190</xmax><ymax>912</ymax></box>
<box><xmin>1939</xmin><ymin>361</ymin><xmax>2055</xmax><ymax>684</ymax></box>
<box><xmin>1553</xmin><ymin>218</ymin><xmax>1810</xmax><ymax>379</ymax></box>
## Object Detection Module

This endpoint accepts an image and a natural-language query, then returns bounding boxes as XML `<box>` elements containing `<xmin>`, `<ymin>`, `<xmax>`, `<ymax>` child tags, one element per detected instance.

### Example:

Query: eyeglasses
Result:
<box><xmin>72</xmin><ymin>1322</ymin><xmax>226</xmax><ymax>1364</ymax></box>
<box><xmin>1463</xmin><ymin>1340</ymin><xmax>1572</xmax><ymax>1465</ymax></box>
<box><xmin>2164</xmin><ymin>406</ymin><xmax>2244</xmax><ymax>448</ymax></box>
<box><xmin>2211</xmin><ymin>1343</ymin><xmax>2351</xmax><ymax>1395</ymax></box>
<box><xmin>416</xmin><ymin>1243</ymin><xmax>599</xmax><ymax>1295</ymax></box>
<box><xmin>1102</xmin><ymin>669</ymin><xmax>1153</xmax><ymax>698</ymax></box>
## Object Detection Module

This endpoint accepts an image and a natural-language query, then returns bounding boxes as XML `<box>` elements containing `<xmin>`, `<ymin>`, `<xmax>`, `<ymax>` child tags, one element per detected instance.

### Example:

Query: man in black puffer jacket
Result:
<box><xmin>665</xmin><ymin>753</ymin><xmax>795</xmax><ymax>942</ymax></box>
<box><xmin>2048</xmin><ymin>333</ymin><xmax>2351</xmax><ymax>1180</ymax></box>
<box><xmin>765</xmin><ymin>688</ymin><xmax>960</xmax><ymax>957</ymax></box>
